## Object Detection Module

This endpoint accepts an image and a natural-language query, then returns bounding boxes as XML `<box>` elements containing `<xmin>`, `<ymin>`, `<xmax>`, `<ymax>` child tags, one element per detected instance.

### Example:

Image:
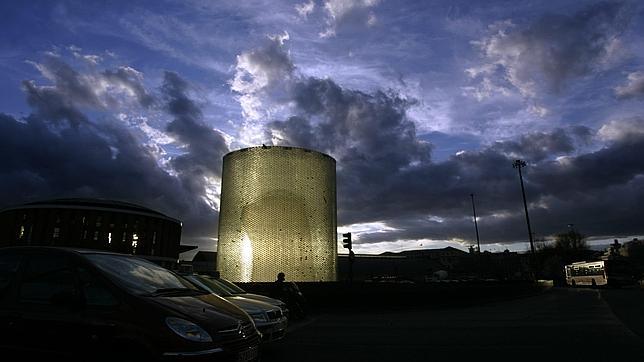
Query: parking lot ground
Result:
<box><xmin>262</xmin><ymin>288</ymin><xmax>644</xmax><ymax>361</ymax></box>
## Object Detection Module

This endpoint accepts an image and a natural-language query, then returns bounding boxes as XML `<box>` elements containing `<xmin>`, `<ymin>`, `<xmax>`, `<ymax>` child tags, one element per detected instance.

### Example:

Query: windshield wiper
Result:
<box><xmin>146</xmin><ymin>287</ymin><xmax>208</xmax><ymax>297</ymax></box>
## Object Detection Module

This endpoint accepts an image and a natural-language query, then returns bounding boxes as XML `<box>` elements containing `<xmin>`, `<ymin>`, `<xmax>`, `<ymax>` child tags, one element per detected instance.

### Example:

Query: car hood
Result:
<box><xmin>150</xmin><ymin>293</ymin><xmax>251</xmax><ymax>330</ymax></box>
<box><xmin>225</xmin><ymin>296</ymin><xmax>278</xmax><ymax>313</ymax></box>
<box><xmin>240</xmin><ymin>293</ymin><xmax>286</xmax><ymax>307</ymax></box>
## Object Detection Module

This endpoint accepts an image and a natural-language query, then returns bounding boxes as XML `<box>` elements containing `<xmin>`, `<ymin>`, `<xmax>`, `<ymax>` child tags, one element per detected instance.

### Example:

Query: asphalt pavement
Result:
<box><xmin>262</xmin><ymin>287</ymin><xmax>644</xmax><ymax>361</ymax></box>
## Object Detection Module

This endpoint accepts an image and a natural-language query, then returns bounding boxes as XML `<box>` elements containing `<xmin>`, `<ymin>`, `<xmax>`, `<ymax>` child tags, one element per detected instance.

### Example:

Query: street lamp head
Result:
<box><xmin>512</xmin><ymin>159</ymin><xmax>527</xmax><ymax>168</ymax></box>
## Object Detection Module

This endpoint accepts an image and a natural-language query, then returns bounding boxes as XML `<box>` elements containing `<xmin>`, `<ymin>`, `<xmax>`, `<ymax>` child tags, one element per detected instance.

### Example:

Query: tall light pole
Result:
<box><xmin>513</xmin><ymin>160</ymin><xmax>536</xmax><ymax>276</ymax></box>
<box><xmin>470</xmin><ymin>193</ymin><xmax>481</xmax><ymax>254</ymax></box>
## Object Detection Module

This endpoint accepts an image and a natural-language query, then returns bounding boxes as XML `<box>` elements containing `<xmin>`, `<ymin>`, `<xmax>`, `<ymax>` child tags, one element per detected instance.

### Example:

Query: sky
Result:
<box><xmin>1</xmin><ymin>0</ymin><xmax>644</xmax><ymax>256</ymax></box>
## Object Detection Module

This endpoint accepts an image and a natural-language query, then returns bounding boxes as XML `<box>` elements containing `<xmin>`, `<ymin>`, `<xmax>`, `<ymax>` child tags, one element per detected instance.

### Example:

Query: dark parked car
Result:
<box><xmin>213</xmin><ymin>276</ymin><xmax>290</xmax><ymax>316</ymax></box>
<box><xmin>183</xmin><ymin>274</ymin><xmax>288</xmax><ymax>342</ymax></box>
<box><xmin>0</xmin><ymin>247</ymin><xmax>260</xmax><ymax>361</ymax></box>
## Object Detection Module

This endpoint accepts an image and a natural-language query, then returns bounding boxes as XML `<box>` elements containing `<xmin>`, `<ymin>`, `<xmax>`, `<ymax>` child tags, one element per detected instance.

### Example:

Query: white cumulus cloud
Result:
<box><xmin>467</xmin><ymin>2</ymin><xmax>629</xmax><ymax>115</ymax></box>
<box><xmin>295</xmin><ymin>0</ymin><xmax>316</xmax><ymax>18</ymax></box>
<box><xmin>615</xmin><ymin>71</ymin><xmax>644</xmax><ymax>99</ymax></box>
<box><xmin>319</xmin><ymin>0</ymin><xmax>380</xmax><ymax>38</ymax></box>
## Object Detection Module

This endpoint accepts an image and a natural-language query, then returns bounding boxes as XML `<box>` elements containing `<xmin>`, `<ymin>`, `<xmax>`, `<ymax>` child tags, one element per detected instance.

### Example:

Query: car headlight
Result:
<box><xmin>165</xmin><ymin>317</ymin><xmax>212</xmax><ymax>342</ymax></box>
<box><xmin>248</xmin><ymin>312</ymin><xmax>268</xmax><ymax>323</ymax></box>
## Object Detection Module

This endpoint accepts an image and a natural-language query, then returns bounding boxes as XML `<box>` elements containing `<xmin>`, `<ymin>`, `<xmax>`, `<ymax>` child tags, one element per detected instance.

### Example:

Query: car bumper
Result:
<box><xmin>161</xmin><ymin>346</ymin><xmax>260</xmax><ymax>361</ymax></box>
<box><xmin>256</xmin><ymin>317</ymin><xmax>288</xmax><ymax>342</ymax></box>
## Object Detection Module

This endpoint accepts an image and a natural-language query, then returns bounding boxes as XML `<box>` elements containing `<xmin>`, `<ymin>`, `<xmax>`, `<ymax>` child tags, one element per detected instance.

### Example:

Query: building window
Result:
<box><xmin>52</xmin><ymin>227</ymin><xmax>60</xmax><ymax>239</ymax></box>
<box><xmin>96</xmin><ymin>216</ymin><xmax>102</xmax><ymax>227</ymax></box>
<box><xmin>93</xmin><ymin>231</ymin><xmax>99</xmax><ymax>241</ymax></box>
<box><xmin>108</xmin><ymin>232</ymin><xmax>112</xmax><ymax>245</ymax></box>
<box><xmin>18</xmin><ymin>225</ymin><xmax>25</xmax><ymax>240</ymax></box>
<box><xmin>132</xmin><ymin>233</ymin><xmax>139</xmax><ymax>254</ymax></box>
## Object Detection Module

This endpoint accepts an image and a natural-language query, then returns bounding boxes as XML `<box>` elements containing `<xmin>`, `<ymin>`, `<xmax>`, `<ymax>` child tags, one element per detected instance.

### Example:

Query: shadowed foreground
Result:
<box><xmin>263</xmin><ymin>288</ymin><xmax>644</xmax><ymax>361</ymax></box>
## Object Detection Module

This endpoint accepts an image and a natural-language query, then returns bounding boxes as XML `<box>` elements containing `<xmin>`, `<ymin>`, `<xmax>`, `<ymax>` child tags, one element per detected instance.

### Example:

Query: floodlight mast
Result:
<box><xmin>513</xmin><ymin>159</ymin><xmax>536</xmax><ymax>280</ymax></box>
<box><xmin>512</xmin><ymin>159</ymin><xmax>535</xmax><ymax>256</ymax></box>
<box><xmin>470</xmin><ymin>193</ymin><xmax>481</xmax><ymax>254</ymax></box>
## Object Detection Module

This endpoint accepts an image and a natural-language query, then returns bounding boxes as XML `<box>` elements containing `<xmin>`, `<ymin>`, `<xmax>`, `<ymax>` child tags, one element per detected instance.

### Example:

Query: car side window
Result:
<box><xmin>0</xmin><ymin>253</ymin><xmax>21</xmax><ymax>304</ymax></box>
<box><xmin>19</xmin><ymin>254</ymin><xmax>78</xmax><ymax>305</ymax></box>
<box><xmin>77</xmin><ymin>267</ymin><xmax>119</xmax><ymax>307</ymax></box>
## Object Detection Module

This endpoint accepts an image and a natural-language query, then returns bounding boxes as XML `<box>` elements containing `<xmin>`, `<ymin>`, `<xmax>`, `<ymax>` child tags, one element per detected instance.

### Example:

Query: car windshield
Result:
<box><xmin>86</xmin><ymin>254</ymin><xmax>200</xmax><ymax>296</ymax></box>
<box><xmin>187</xmin><ymin>275</ymin><xmax>233</xmax><ymax>297</ymax></box>
<box><xmin>215</xmin><ymin>277</ymin><xmax>246</xmax><ymax>294</ymax></box>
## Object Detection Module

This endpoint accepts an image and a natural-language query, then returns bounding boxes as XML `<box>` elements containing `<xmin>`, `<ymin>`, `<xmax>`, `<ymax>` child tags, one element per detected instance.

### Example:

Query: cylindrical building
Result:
<box><xmin>217</xmin><ymin>146</ymin><xmax>337</xmax><ymax>282</ymax></box>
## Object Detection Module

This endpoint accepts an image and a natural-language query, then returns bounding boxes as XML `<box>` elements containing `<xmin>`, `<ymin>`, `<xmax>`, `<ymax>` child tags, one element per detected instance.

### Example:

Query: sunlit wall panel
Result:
<box><xmin>217</xmin><ymin>146</ymin><xmax>337</xmax><ymax>282</ymax></box>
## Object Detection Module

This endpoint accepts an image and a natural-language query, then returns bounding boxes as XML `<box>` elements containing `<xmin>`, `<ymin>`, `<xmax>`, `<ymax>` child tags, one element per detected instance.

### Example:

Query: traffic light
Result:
<box><xmin>342</xmin><ymin>232</ymin><xmax>352</xmax><ymax>250</ymax></box>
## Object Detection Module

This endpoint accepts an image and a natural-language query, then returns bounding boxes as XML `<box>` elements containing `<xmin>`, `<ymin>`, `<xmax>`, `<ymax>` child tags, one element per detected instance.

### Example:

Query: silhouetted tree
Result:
<box><xmin>623</xmin><ymin>238</ymin><xmax>644</xmax><ymax>280</ymax></box>
<box><xmin>536</xmin><ymin>230</ymin><xmax>591</xmax><ymax>284</ymax></box>
<box><xmin>554</xmin><ymin>230</ymin><xmax>588</xmax><ymax>251</ymax></box>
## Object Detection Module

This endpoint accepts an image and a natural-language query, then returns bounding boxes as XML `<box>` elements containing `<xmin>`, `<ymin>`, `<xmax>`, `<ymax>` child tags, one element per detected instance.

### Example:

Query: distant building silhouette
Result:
<box><xmin>191</xmin><ymin>250</ymin><xmax>217</xmax><ymax>273</ymax></box>
<box><xmin>0</xmin><ymin>198</ymin><xmax>184</xmax><ymax>265</ymax></box>
<box><xmin>337</xmin><ymin>247</ymin><xmax>531</xmax><ymax>282</ymax></box>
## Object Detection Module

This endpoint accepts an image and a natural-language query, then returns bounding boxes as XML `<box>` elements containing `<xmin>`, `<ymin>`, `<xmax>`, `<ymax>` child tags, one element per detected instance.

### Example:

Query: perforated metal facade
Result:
<box><xmin>217</xmin><ymin>146</ymin><xmax>337</xmax><ymax>282</ymax></box>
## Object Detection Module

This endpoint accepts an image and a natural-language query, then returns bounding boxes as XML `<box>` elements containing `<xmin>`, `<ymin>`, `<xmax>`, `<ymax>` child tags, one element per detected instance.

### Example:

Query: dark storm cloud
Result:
<box><xmin>1</xmin><ymin>57</ymin><xmax>223</xmax><ymax>239</ymax></box>
<box><xmin>0</xmin><ymin>112</ymin><xmax>215</xmax><ymax>237</ymax></box>
<box><xmin>490</xmin><ymin>127</ymin><xmax>591</xmax><ymax>162</ymax></box>
<box><xmin>237</xmin><ymin>28</ymin><xmax>644</xmax><ymax>245</ymax></box>
<box><xmin>523</xmin><ymin>1</ymin><xmax>629</xmax><ymax>88</ymax></box>
<box><xmin>471</xmin><ymin>1</ymin><xmax>631</xmax><ymax>97</ymax></box>
<box><xmin>251</xmin><ymin>39</ymin><xmax>505</xmax><ymax>236</ymax></box>
<box><xmin>22</xmin><ymin>79</ymin><xmax>90</xmax><ymax>126</ymax></box>
<box><xmin>267</xmin><ymin>76</ymin><xmax>431</xmax><ymax>198</ymax></box>
<box><xmin>374</xmin><ymin>125</ymin><xmax>644</xmax><ymax>243</ymax></box>
<box><xmin>21</xmin><ymin>54</ymin><xmax>97</xmax><ymax>126</ymax></box>
<box><xmin>532</xmin><ymin>127</ymin><xmax>644</xmax><ymax>198</ymax></box>
<box><xmin>266</xmin><ymin>63</ymin><xmax>644</xmax><ymax>243</ymax></box>
<box><xmin>265</xmin><ymin>116</ymin><xmax>320</xmax><ymax>150</ymax></box>
<box><xmin>352</xmin><ymin>213</ymin><xmax>530</xmax><ymax>246</ymax></box>
<box><xmin>28</xmin><ymin>54</ymin><xmax>103</xmax><ymax>108</ymax></box>
<box><xmin>527</xmin><ymin>178</ymin><xmax>644</xmax><ymax>238</ymax></box>
<box><xmin>347</xmin><ymin>125</ymin><xmax>644</xmax><ymax>245</ymax></box>
<box><xmin>366</xmin><ymin>148</ymin><xmax>518</xmax><ymax>224</ymax></box>
<box><xmin>162</xmin><ymin>71</ymin><xmax>229</xmax><ymax>189</ymax></box>
<box><xmin>23</xmin><ymin>54</ymin><xmax>157</xmax><ymax>126</ymax></box>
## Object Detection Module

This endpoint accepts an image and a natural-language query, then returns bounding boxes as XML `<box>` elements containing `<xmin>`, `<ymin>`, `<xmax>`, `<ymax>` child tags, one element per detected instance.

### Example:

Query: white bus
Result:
<box><xmin>564</xmin><ymin>261</ymin><xmax>607</xmax><ymax>287</ymax></box>
<box><xmin>564</xmin><ymin>260</ymin><xmax>636</xmax><ymax>287</ymax></box>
